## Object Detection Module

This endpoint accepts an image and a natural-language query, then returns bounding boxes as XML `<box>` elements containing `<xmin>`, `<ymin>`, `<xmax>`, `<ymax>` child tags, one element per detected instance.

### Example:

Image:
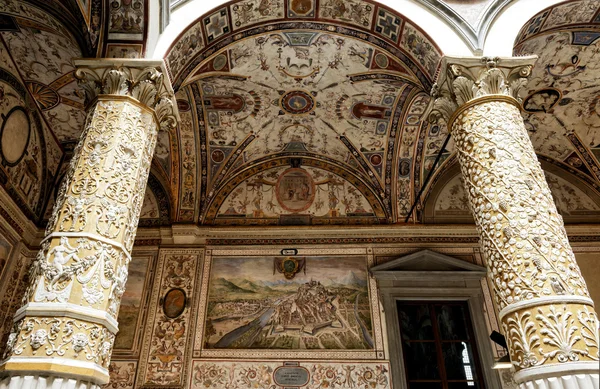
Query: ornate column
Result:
<box><xmin>431</xmin><ymin>56</ymin><xmax>599</xmax><ymax>389</ymax></box>
<box><xmin>0</xmin><ymin>60</ymin><xmax>177</xmax><ymax>389</ymax></box>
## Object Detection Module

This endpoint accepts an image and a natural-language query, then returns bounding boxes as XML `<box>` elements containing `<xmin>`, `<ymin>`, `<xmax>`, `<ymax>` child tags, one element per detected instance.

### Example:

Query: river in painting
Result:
<box><xmin>204</xmin><ymin>256</ymin><xmax>373</xmax><ymax>350</ymax></box>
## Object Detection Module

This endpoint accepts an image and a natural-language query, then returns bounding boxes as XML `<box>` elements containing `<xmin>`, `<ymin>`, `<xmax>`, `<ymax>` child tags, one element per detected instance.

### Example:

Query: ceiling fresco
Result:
<box><xmin>0</xmin><ymin>0</ymin><xmax>85</xmax><ymax>142</ymax></box>
<box><xmin>419</xmin><ymin>0</ymin><xmax>600</xmax><ymax>224</ymax></box>
<box><xmin>164</xmin><ymin>0</ymin><xmax>444</xmax><ymax>224</ymax></box>
<box><xmin>1</xmin><ymin>0</ymin><xmax>600</xmax><ymax>228</ymax></box>
<box><xmin>511</xmin><ymin>0</ymin><xmax>600</xmax><ymax>204</ymax></box>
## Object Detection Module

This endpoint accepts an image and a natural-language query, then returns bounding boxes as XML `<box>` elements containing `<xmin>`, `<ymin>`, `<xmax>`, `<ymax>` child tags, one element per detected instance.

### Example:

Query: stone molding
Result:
<box><xmin>0</xmin><ymin>375</ymin><xmax>99</xmax><ymax>389</ymax></box>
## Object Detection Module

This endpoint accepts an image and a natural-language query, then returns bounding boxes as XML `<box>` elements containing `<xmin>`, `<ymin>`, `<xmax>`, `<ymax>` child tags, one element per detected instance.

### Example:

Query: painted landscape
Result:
<box><xmin>204</xmin><ymin>256</ymin><xmax>373</xmax><ymax>350</ymax></box>
<box><xmin>114</xmin><ymin>256</ymin><xmax>149</xmax><ymax>349</ymax></box>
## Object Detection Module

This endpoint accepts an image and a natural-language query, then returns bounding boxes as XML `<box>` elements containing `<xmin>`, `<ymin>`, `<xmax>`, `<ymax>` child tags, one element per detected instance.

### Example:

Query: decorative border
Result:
<box><xmin>206</xmin><ymin>236</ymin><xmax>481</xmax><ymax>245</ymax></box>
<box><xmin>166</xmin><ymin>2</ymin><xmax>443</xmax><ymax>90</ymax></box>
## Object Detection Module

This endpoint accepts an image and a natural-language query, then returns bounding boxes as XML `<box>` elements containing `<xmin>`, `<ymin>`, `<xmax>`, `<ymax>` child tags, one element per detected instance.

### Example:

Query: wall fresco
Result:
<box><xmin>140</xmin><ymin>250</ymin><xmax>202</xmax><ymax>387</ymax></box>
<box><xmin>204</xmin><ymin>255</ymin><xmax>373</xmax><ymax>350</ymax></box>
<box><xmin>114</xmin><ymin>255</ymin><xmax>151</xmax><ymax>350</ymax></box>
<box><xmin>215</xmin><ymin>166</ymin><xmax>377</xmax><ymax>223</ymax></box>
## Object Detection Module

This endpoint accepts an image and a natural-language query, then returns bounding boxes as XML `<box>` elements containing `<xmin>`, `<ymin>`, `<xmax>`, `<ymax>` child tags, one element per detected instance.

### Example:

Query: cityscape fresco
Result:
<box><xmin>204</xmin><ymin>256</ymin><xmax>373</xmax><ymax>350</ymax></box>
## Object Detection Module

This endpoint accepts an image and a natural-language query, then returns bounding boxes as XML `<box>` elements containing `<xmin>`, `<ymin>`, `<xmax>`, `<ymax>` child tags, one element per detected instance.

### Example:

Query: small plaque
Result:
<box><xmin>273</xmin><ymin>366</ymin><xmax>310</xmax><ymax>387</ymax></box>
<box><xmin>281</xmin><ymin>248</ymin><xmax>298</xmax><ymax>256</ymax></box>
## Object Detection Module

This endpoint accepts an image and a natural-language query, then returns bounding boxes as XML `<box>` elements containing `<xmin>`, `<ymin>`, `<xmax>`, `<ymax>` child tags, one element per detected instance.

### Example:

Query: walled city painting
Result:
<box><xmin>204</xmin><ymin>256</ymin><xmax>373</xmax><ymax>350</ymax></box>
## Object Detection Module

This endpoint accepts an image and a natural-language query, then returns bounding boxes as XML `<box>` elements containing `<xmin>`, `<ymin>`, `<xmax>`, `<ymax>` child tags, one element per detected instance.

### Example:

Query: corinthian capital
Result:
<box><xmin>74</xmin><ymin>59</ymin><xmax>179</xmax><ymax>130</ymax></box>
<box><xmin>429</xmin><ymin>56</ymin><xmax>537</xmax><ymax>124</ymax></box>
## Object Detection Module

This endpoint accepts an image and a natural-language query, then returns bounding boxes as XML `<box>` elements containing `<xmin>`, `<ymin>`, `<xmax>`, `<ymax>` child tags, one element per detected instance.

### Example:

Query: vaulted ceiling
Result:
<box><xmin>1</xmin><ymin>0</ymin><xmax>600</xmax><ymax>228</ymax></box>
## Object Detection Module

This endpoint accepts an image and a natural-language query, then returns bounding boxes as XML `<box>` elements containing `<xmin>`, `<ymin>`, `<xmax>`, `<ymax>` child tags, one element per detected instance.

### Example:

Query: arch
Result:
<box><xmin>151</xmin><ymin>0</ymin><xmax>450</xmax><ymax>70</ymax></box>
<box><xmin>203</xmin><ymin>155</ymin><xmax>389</xmax><ymax>224</ymax></box>
<box><xmin>422</xmin><ymin>156</ymin><xmax>600</xmax><ymax>224</ymax></box>
<box><xmin>139</xmin><ymin>171</ymin><xmax>173</xmax><ymax>227</ymax></box>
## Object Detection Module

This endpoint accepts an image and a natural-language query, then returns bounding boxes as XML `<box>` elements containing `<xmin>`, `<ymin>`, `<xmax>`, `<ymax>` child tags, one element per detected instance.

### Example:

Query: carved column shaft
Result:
<box><xmin>0</xmin><ymin>60</ymin><xmax>177</xmax><ymax>388</ymax></box>
<box><xmin>432</xmin><ymin>57</ymin><xmax>599</xmax><ymax>389</ymax></box>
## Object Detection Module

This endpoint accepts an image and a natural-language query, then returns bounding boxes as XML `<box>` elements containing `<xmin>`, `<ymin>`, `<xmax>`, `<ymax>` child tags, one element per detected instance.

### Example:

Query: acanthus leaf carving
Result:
<box><xmin>74</xmin><ymin>60</ymin><xmax>178</xmax><ymax>131</ymax></box>
<box><xmin>536</xmin><ymin>305</ymin><xmax>588</xmax><ymax>363</ymax></box>
<box><xmin>430</xmin><ymin>56</ymin><xmax>537</xmax><ymax>123</ymax></box>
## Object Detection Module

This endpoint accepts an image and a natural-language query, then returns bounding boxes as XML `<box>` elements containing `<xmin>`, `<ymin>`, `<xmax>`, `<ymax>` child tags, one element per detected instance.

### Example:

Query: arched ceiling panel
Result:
<box><xmin>423</xmin><ymin>160</ymin><xmax>600</xmax><ymax>224</ymax></box>
<box><xmin>514</xmin><ymin>0</ymin><xmax>600</xmax><ymax>185</ymax></box>
<box><xmin>164</xmin><ymin>0</ymin><xmax>442</xmax><ymax>88</ymax></box>
<box><xmin>165</xmin><ymin>0</ymin><xmax>443</xmax><ymax>225</ymax></box>
<box><xmin>204</xmin><ymin>157</ymin><xmax>387</xmax><ymax>225</ymax></box>
<box><xmin>0</xmin><ymin>0</ymin><xmax>86</xmax><ymax>143</ymax></box>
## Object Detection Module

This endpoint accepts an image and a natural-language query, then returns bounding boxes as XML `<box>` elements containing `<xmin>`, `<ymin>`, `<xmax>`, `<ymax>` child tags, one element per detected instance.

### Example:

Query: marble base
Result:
<box><xmin>518</xmin><ymin>374</ymin><xmax>599</xmax><ymax>389</ymax></box>
<box><xmin>0</xmin><ymin>375</ymin><xmax>99</xmax><ymax>389</ymax></box>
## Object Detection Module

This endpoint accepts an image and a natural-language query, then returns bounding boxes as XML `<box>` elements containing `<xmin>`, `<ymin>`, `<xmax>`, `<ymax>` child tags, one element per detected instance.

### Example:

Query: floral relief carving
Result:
<box><xmin>431</xmin><ymin>56</ymin><xmax>599</xmax><ymax>377</ymax></box>
<box><xmin>3</xmin><ymin>62</ymin><xmax>174</xmax><ymax>385</ymax></box>
<box><xmin>430</xmin><ymin>57</ymin><xmax>536</xmax><ymax>124</ymax></box>
<box><xmin>190</xmin><ymin>361</ymin><xmax>391</xmax><ymax>389</ymax></box>
<box><xmin>503</xmin><ymin>311</ymin><xmax>541</xmax><ymax>369</ymax></box>
<box><xmin>74</xmin><ymin>64</ymin><xmax>177</xmax><ymax>131</ymax></box>
<box><xmin>536</xmin><ymin>305</ymin><xmax>588</xmax><ymax>363</ymax></box>
<box><xmin>6</xmin><ymin>317</ymin><xmax>114</xmax><ymax>368</ymax></box>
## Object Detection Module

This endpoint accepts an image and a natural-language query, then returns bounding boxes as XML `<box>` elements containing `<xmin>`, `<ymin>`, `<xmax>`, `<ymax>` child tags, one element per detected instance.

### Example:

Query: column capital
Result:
<box><xmin>73</xmin><ymin>59</ymin><xmax>179</xmax><ymax>130</ymax></box>
<box><xmin>429</xmin><ymin>55</ymin><xmax>537</xmax><ymax>124</ymax></box>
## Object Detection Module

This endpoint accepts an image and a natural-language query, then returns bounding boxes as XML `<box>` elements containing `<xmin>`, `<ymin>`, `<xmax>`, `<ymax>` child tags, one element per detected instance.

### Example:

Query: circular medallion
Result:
<box><xmin>177</xmin><ymin>99</ymin><xmax>191</xmax><ymax>112</ymax></box>
<box><xmin>280</xmin><ymin>90</ymin><xmax>315</xmax><ymax>115</ymax></box>
<box><xmin>0</xmin><ymin>107</ymin><xmax>30</xmax><ymax>166</ymax></box>
<box><xmin>370</xmin><ymin>154</ymin><xmax>382</xmax><ymax>166</ymax></box>
<box><xmin>275</xmin><ymin>168</ymin><xmax>315</xmax><ymax>212</ymax></box>
<box><xmin>374</xmin><ymin>53</ymin><xmax>389</xmax><ymax>69</ymax></box>
<box><xmin>211</xmin><ymin>149</ymin><xmax>225</xmax><ymax>163</ymax></box>
<box><xmin>212</xmin><ymin>53</ymin><xmax>227</xmax><ymax>71</ymax></box>
<box><xmin>163</xmin><ymin>288</ymin><xmax>186</xmax><ymax>318</ymax></box>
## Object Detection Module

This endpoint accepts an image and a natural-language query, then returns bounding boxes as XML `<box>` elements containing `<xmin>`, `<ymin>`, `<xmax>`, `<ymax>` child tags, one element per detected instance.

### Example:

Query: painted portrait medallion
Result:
<box><xmin>163</xmin><ymin>288</ymin><xmax>186</xmax><ymax>318</ymax></box>
<box><xmin>275</xmin><ymin>168</ymin><xmax>315</xmax><ymax>212</ymax></box>
<box><xmin>280</xmin><ymin>90</ymin><xmax>315</xmax><ymax>115</ymax></box>
<box><xmin>0</xmin><ymin>106</ymin><xmax>30</xmax><ymax>166</ymax></box>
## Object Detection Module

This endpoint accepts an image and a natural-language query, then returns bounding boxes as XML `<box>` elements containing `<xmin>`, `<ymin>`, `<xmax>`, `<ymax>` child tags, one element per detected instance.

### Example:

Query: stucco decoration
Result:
<box><xmin>190</xmin><ymin>360</ymin><xmax>391</xmax><ymax>389</ymax></box>
<box><xmin>0</xmin><ymin>60</ymin><xmax>176</xmax><ymax>387</ymax></box>
<box><xmin>432</xmin><ymin>55</ymin><xmax>599</xmax><ymax>388</ymax></box>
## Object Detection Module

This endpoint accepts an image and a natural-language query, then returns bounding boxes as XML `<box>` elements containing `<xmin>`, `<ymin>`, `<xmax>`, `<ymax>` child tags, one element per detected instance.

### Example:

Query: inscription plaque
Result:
<box><xmin>273</xmin><ymin>366</ymin><xmax>310</xmax><ymax>387</ymax></box>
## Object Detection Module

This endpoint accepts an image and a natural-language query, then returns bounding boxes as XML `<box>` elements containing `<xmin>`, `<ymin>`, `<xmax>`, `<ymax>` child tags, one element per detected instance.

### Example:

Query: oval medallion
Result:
<box><xmin>0</xmin><ymin>107</ymin><xmax>30</xmax><ymax>166</ymax></box>
<box><xmin>280</xmin><ymin>90</ymin><xmax>315</xmax><ymax>115</ymax></box>
<box><xmin>163</xmin><ymin>288</ymin><xmax>186</xmax><ymax>318</ymax></box>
